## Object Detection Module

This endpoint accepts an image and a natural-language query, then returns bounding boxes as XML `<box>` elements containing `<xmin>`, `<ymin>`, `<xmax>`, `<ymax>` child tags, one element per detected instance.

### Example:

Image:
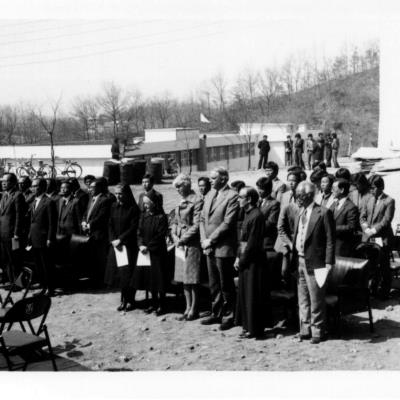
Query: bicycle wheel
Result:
<box><xmin>16</xmin><ymin>167</ymin><xmax>29</xmax><ymax>177</ymax></box>
<box><xmin>66</xmin><ymin>163</ymin><xmax>82</xmax><ymax>178</ymax></box>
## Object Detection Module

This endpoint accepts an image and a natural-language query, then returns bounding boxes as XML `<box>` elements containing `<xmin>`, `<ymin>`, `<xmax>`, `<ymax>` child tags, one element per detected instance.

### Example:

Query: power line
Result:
<box><xmin>0</xmin><ymin>20</ymin><xmax>114</xmax><ymax>39</ymax></box>
<box><xmin>0</xmin><ymin>21</ymin><xmax>150</xmax><ymax>46</ymax></box>
<box><xmin>0</xmin><ymin>21</ymin><xmax>221</xmax><ymax>60</ymax></box>
<box><xmin>0</xmin><ymin>28</ymin><xmax>228</xmax><ymax>69</ymax></box>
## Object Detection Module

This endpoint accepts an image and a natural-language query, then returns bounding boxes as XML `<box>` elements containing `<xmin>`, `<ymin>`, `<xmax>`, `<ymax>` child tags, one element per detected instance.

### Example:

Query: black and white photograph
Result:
<box><xmin>0</xmin><ymin>0</ymin><xmax>399</xmax><ymax>398</ymax></box>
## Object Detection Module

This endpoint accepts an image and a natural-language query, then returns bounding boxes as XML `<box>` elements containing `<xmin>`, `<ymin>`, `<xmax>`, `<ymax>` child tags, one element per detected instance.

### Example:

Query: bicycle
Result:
<box><xmin>54</xmin><ymin>159</ymin><xmax>83</xmax><ymax>179</ymax></box>
<box><xmin>16</xmin><ymin>155</ymin><xmax>54</xmax><ymax>179</ymax></box>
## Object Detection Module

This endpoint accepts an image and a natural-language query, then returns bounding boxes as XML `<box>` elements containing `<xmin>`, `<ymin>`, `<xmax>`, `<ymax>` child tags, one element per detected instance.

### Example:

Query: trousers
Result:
<box><xmin>297</xmin><ymin>257</ymin><xmax>326</xmax><ymax>338</ymax></box>
<box><xmin>206</xmin><ymin>255</ymin><xmax>236</xmax><ymax>322</ymax></box>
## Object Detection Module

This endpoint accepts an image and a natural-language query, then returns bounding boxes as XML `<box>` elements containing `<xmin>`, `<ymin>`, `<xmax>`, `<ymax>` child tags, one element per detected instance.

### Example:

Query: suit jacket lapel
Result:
<box><xmin>372</xmin><ymin>194</ymin><xmax>385</xmax><ymax>222</ymax></box>
<box><xmin>305</xmin><ymin>205</ymin><xmax>321</xmax><ymax>243</ymax></box>
<box><xmin>33</xmin><ymin>197</ymin><xmax>46</xmax><ymax>219</ymax></box>
<box><xmin>335</xmin><ymin>199</ymin><xmax>348</xmax><ymax>220</ymax></box>
<box><xmin>210</xmin><ymin>188</ymin><xmax>228</xmax><ymax>214</ymax></box>
<box><xmin>1</xmin><ymin>191</ymin><xmax>14</xmax><ymax>214</ymax></box>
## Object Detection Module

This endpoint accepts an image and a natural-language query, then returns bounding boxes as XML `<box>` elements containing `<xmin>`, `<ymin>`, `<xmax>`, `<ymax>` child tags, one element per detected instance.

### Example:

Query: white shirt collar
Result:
<box><xmin>337</xmin><ymin>197</ymin><xmax>347</xmax><ymax>210</ymax></box>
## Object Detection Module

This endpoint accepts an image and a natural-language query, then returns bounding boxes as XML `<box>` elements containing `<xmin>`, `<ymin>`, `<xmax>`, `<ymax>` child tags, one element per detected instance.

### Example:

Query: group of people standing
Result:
<box><xmin>0</xmin><ymin>158</ymin><xmax>395</xmax><ymax>344</ymax></box>
<box><xmin>283</xmin><ymin>132</ymin><xmax>340</xmax><ymax>170</ymax></box>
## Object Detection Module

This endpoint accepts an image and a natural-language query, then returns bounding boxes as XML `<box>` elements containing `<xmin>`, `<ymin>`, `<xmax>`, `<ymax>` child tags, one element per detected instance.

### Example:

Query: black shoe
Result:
<box><xmin>201</xmin><ymin>316</ymin><xmax>221</xmax><ymax>325</ymax></box>
<box><xmin>186</xmin><ymin>312</ymin><xmax>199</xmax><ymax>321</ymax></box>
<box><xmin>155</xmin><ymin>307</ymin><xmax>165</xmax><ymax>316</ymax></box>
<box><xmin>125</xmin><ymin>303</ymin><xmax>135</xmax><ymax>312</ymax></box>
<box><xmin>219</xmin><ymin>320</ymin><xmax>234</xmax><ymax>331</ymax></box>
<box><xmin>295</xmin><ymin>333</ymin><xmax>311</xmax><ymax>340</ymax></box>
<box><xmin>311</xmin><ymin>336</ymin><xmax>326</xmax><ymax>344</ymax></box>
<box><xmin>117</xmin><ymin>303</ymin><xmax>126</xmax><ymax>312</ymax></box>
<box><xmin>145</xmin><ymin>306</ymin><xmax>156</xmax><ymax>314</ymax></box>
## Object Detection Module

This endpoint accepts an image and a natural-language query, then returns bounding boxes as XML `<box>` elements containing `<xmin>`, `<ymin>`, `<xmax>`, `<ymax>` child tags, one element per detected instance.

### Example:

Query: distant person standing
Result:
<box><xmin>314</xmin><ymin>132</ymin><xmax>325</xmax><ymax>164</ymax></box>
<box><xmin>306</xmin><ymin>134</ymin><xmax>316</xmax><ymax>170</ymax></box>
<box><xmin>325</xmin><ymin>133</ymin><xmax>333</xmax><ymax>168</ymax></box>
<box><xmin>293</xmin><ymin>133</ymin><xmax>305</xmax><ymax>169</ymax></box>
<box><xmin>111</xmin><ymin>138</ymin><xmax>120</xmax><ymax>160</ymax></box>
<box><xmin>331</xmin><ymin>133</ymin><xmax>340</xmax><ymax>168</ymax></box>
<box><xmin>257</xmin><ymin>135</ymin><xmax>270</xmax><ymax>170</ymax></box>
<box><xmin>284</xmin><ymin>135</ymin><xmax>293</xmax><ymax>167</ymax></box>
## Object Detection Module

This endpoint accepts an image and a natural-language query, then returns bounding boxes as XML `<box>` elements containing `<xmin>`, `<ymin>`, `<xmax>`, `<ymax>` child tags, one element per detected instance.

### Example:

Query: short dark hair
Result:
<box><xmin>230</xmin><ymin>180</ymin><xmax>246</xmax><ymax>192</ymax></box>
<box><xmin>369</xmin><ymin>175</ymin><xmax>385</xmax><ymax>190</ymax></box>
<box><xmin>33</xmin><ymin>178</ymin><xmax>47</xmax><ymax>192</ymax></box>
<box><xmin>67</xmin><ymin>178</ymin><xmax>80</xmax><ymax>192</ymax></box>
<box><xmin>242</xmin><ymin>187</ymin><xmax>259</xmax><ymax>206</ymax></box>
<box><xmin>83</xmin><ymin>174</ymin><xmax>95</xmax><ymax>182</ymax></box>
<box><xmin>299</xmin><ymin>170</ymin><xmax>307</xmax><ymax>182</ymax></box>
<box><xmin>308</xmin><ymin>134</ymin><xmax>313</xmax><ymax>138</ymax></box>
<box><xmin>142</xmin><ymin>174</ymin><xmax>154</xmax><ymax>184</ymax></box>
<box><xmin>265</xmin><ymin>161</ymin><xmax>279</xmax><ymax>174</ymax></box>
<box><xmin>256</xmin><ymin>176</ymin><xmax>273</xmax><ymax>194</ymax></box>
<box><xmin>287</xmin><ymin>171</ymin><xmax>300</xmax><ymax>182</ymax></box>
<box><xmin>4</xmin><ymin>173</ymin><xmax>18</xmax><ymax>186</ymax></box>
<box><xmin>351</xmin><ymin>173</ymin><xmax>369</xmax><ymax>193</ymax></box>
<box><xmin>288</xmin><ymin>165</ymin><xmax>303</xmax><ymax>173</ymax></box>
<box><xmin>335</xmin><ymin>168</ymin><xmax>351</xmax><ymax>181</ymax></box>
<box><xmin>335</xmin><ymin>178</ymin><xmax>350</xmax><ymax>195</ymax></box>
<box><xmin>332</xmin><ymin>133</ymin><xmax>337</xmax><ymax>138</ymax></box>
<box><xmin>198</xmin><ymin>176</ymin><xmax>211</xmax><ymax>188</ymax></box>
<box><xmin>295</xmin><ymin>133</ymin><xmax>301</xmax><ymax>138</ymax></box>
<box><xmin>310</xmin><ymin>168</ymin><xmax>326</xmax><ymax>184</ymax></box>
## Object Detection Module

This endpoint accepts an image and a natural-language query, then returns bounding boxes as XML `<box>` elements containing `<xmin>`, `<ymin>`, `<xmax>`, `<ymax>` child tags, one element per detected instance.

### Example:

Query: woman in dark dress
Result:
<box><xmin>105</xmin><ymin>184</ymin><xmax>140</xmax><ymax>312</ymax></box>
<box><xmin>235</xmin><ymin>187</ymin><xmax>270</xmax><ymax>339</ymax></box>
<box><xmin>137</xmin><ymin>191</ymin><xmax>168</xmax><ymax>315</ymax></box>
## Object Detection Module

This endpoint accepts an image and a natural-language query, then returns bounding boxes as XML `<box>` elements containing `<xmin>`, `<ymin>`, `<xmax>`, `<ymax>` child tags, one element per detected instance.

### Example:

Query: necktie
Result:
<box><xmin>299</xmin><ymin>209</ymin><xmax>308</xmax><ymax>253</ymax></box>
<box><xmin>88</xmin><ymin>197</ymin><xmax>96</xmax><ymax>218</ymax></box>
<box><xmin>210</xmin><ymin>191</ymin><xmax>218</xmax><ymax>209</ymax></box>
<box><xmin>369</xmin><ymin>197</ymin><xmax>377</xmax><ymax>225</ymax></box>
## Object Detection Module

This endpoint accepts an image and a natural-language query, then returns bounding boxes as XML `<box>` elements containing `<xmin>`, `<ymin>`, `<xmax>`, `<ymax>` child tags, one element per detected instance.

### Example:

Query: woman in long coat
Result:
<box><xmin>104</xmin><ymin>184</ymin><xmax>140</xmax><ymax>312</ymax></box>
<box><xmin>136</xmin><ymin>191</ymin><xmax>168</xmax><ymax>315</ymax></box>
<box><xmin>171</xmin><ymin>174</ymin><xmax>204</xmax><ymax>321</ymax></box>
<box><xmin>235</xmin><ymin>187</ymin><xmax>270</xmax><ymax>339</ymax></box>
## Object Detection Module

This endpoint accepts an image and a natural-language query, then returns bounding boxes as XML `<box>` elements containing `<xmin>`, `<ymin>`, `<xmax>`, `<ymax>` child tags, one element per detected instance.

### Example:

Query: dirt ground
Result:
<box><xmin>8</xmin><ymin>167</ymin><xmax>400</xmax><ymax>371</ymax></box>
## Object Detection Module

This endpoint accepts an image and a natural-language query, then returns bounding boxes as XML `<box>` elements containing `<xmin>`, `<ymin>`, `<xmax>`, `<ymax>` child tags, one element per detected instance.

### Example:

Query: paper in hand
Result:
<box><xmin>25</xmin><ymin>245</ymin><xmax>32</xmax><ymax>252</ymax></box>
<box><xmin>374</xmin><ymin>237</ymin><xmax>383</xmax><ymax>247</ymax></box>
<box><xmin>175</xmin><ymin>246</ymin><xmax>186</xmax><ymax>262</ymax></box>
<box><xmin>114</xmin><ymin>245</ymin><xmax>129</xmax><ymax>268</ymax></box>
<box><xmin>314</xmin><ymin>267</ymin><xmax>329</xmax><ymax>288</ymax></box>
<box><xmin>137</xmin><ymin>251</ymin><xmax>151</xmax><ymax>266</ymax></box>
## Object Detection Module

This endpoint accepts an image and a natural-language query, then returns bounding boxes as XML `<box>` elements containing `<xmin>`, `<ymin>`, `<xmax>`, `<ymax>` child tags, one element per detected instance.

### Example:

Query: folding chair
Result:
<box><xmin>0</xmin><ymin>267</ymin><xmax>33</xmax><ymax>309</ymax></box>
<box><xmin>0</xmin><ymin>294</ymin><xmax>57</xmax><ymax>371</ymax></box>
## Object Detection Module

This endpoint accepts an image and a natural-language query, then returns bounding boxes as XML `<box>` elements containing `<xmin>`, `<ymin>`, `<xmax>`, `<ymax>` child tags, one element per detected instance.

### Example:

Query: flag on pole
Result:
<box><xmin>200</xmin><ymin>113</ymin><xmax>210</xmax><ymax>123</ymax></box>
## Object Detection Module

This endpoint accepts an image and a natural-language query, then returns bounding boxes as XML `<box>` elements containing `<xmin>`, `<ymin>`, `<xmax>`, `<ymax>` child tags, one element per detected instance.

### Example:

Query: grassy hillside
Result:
<box><xmin>267</xmin><ymin>67</ymin><xmax>379</xmax><ymax>154</ymax></box>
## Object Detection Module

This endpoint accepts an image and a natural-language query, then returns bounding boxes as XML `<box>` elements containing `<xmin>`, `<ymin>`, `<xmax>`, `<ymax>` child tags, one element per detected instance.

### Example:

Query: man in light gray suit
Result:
<box><xmin>200</xmin><ymin>167</ymin><xmax>239</xmax><ymax>330</ymax></box>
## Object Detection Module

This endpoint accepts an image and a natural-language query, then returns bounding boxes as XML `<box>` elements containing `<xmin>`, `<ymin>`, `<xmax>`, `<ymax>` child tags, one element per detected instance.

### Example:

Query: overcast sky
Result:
<box><xmin>0</xmin><ymin>0</ymin><xmax>391</xmax><ymax>111</ymax></box>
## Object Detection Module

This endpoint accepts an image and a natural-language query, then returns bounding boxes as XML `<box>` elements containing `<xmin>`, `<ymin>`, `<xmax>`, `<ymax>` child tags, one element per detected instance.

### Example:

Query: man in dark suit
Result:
<box><xmin>292</xmin><ymin>181</ymin><xmax>335</xmax><ymax>344</ymax></box>
<box><xmin>258</xmin><ymin>135</ymin><xmax>270</xmax><ymax>169</ymax></box>
<box><xmin>57</xmin><ymin>181</ymin><xmax>80</xmax><ymax>237</ymax></box>
<box><xmin>330</xmin><ymin>179</ymin><xmax>359</xmax><ymax>257</ymax></box>
<box><xmin>69</xmin><ymin>178</ymin><xmax>89</xmax><ymax>224</ymax></box>
<box><xmin>360</xmin><ymin>175</ymin><xmax>395</xmax><ymax>298</ymax></box>
<box><xmin>82</xmin><ymin>179</ymin><xmax>111</xmax><ymax>287</ymax></box>
<box><xmin>0</xmin><ymin>173</ymin><xmax>26</xmax><ymax>283</ymax></box>
<box><xmin>28</xmin><ymin>178</ymin><xmax>57</xmax><ymax>294</ymax></box>
<box><xmin>138</xmin><ymin>174</ymin><xmax>163</xmax><ymax>213</ymax></box>
<box><xmin>200</xmin><ymin>166</ymin><xmax>239</xmax><ymax>330</ymax></box>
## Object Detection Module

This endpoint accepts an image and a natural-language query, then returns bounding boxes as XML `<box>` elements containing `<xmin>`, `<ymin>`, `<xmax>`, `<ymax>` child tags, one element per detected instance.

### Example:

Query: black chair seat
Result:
<box><xmin>2</xmin><ymin>331</ymin><xmax>47</xmax><ymax>350</ymax></box>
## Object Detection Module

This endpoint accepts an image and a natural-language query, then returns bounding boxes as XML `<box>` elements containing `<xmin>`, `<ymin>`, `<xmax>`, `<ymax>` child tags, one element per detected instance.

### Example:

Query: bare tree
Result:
<box><xmin>258</xmin><ymin>67</ymin><xmax>281</xmax><ymax>117</ymax></box>
<box><xmin>98</xmin><ymin>82</ymin><xmax>127</xmax><ymax>138</ymax></box>
<box><xmin>72</xmin><ymin>97</ymin><xmax>93</xmax><ymax>140</ymax></box>
<box><xmin>125</xmin><ymin>90</ymin><xmax>146</xmax><ymax>136</ymax></box>
<box><xmin>0</xmin><ymin>106</ymin><xmax>19</xmax><ymax>145</ymax></box>
<box><xmin>33</xmin><ymin>97</ymin><xmax>62</xmax><ymax>177</ymax></box>
<box><xmin>152</xmin><ymin>93</ymin><xmax>172</xmax><ymax>128</ymax></box>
